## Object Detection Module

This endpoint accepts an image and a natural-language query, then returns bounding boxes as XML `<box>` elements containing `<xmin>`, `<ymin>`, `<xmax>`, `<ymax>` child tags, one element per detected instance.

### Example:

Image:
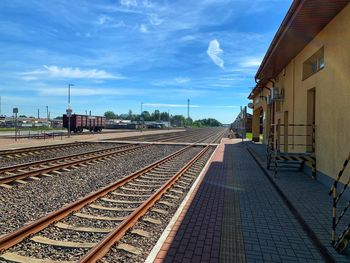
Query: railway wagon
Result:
<box><xmin>63</xmin><ymin>114</ymin><xmax>106</xmax><ymax>133</ymax></box>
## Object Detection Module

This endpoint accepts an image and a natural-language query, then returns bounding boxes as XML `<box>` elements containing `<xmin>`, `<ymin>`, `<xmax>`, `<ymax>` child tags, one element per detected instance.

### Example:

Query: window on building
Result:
<box><xmin>302</xmin><ymin>47</ymin><xmax>324</xmax><ymax>80</ymax></box>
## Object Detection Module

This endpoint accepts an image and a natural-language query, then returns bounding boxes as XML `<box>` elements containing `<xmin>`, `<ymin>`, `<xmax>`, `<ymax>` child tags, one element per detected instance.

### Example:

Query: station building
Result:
<box><xmin>249</xmin><ymin>0</ymin><xmax>350</xmax><ymax>185</ymax></box>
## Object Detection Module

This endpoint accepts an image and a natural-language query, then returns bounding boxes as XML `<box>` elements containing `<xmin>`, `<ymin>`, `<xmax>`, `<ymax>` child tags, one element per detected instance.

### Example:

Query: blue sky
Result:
<box><xmin>0</xmin><ymin>0</ymin><xmax>292</xmax><ymax>123</ymax></box>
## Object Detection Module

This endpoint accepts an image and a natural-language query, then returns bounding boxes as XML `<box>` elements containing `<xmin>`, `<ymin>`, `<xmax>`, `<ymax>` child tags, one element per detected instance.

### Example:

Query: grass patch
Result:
<box><xmin>245</xmin><ymin>132</ymin><xmax>252</xmax><ymax>140</ymax></box>
<box><xmin>244</xmin><ymin>132</ymin><xmax>263</xmax><ymax>141</ymax></box>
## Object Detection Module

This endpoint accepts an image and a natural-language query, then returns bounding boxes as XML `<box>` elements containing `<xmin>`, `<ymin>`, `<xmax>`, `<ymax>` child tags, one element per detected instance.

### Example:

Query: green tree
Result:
<box><xmin>171</xmin><ymin>115</ymin><xmax>186</xmax><ymax>127</ymax></box>
<box><xmin>186</xmin><ymin>117</ymin><xmax>193</xmax><ymax>126</ymax></box>
<box><xmin>142</xmin><ymin>111</ymin><xmax>151</xmax><ymax>121</ymax></box>
<box><xmin>192</xmin><ymin>118</ymin><xmax>222</xmax><ymax>127</ymax></box>
<box><xmin>104</xmin><ymin>111</ymin><xmax>117</xmax><ymax>119</ymax></box>
<box><xmin>160</xmin><ymin>112</ymin><xmax>169</xmax><ymax>121</ymax></box>
<box><xmin>153</xmin><ymin>110</ymin><xmax>160</xmax><ymax>121</ymax></box>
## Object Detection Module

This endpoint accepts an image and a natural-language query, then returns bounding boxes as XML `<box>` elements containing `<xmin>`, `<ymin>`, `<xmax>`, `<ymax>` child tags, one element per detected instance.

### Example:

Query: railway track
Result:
<box><xmin>0</xmin><ymin>129</ymin><xmax>225</xmax><ymax>188</ymax></box>
<box><xmin>0</xmin><ymin>142</ymin><xmax>98</xmax><ymax>159</ymax></box>
<box><xmin>0</xmin><ymin>141</ymin><xmax>216</xmax><ymax>262</ymax></box>
<box><xmin>0</xmin><ymin>143</ymin><xmax>148</xmax><ymax>187</ymax></box>
<box><xmin>111</xmin><ymin>128</ymin><xmax>227</xmax><ymax>144</ymax></box>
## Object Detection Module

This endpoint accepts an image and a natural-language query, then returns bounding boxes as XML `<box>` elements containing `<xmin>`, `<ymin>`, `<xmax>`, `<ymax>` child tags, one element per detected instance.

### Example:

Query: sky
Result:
<box><xmin>0</xmin><ymin>0</ymin><xmax>293</xmax><ymax>123</ymax></box>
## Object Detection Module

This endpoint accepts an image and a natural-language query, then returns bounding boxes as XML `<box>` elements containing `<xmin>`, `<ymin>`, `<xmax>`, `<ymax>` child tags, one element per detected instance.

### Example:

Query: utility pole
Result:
<box><xmin>37</xmin><ymin>108</ymin><xmax>40</xmax><ymax>119</ymax></box>
<box><xmin>0</xmin><ymin>96</ymin><xmax>2</xmax><ymax>115</ymax></box>
<box><xmin>67</xmin><ymin>83</ymin><xmax>74</xmax><ymax>138</ymax></box>
<box><xmin>46</xmin><ymin>106</ymin><xmax>49</xmax><ymax>121</ymax></box>
<box><xmin>168</xmin><ymin>109</ymin><xmax>170</xmax><ymax>130</ymax></box>
<box><xmin>89</xmin><ymin>110</ymin><xmax>91</xmax><ymax>133</ymax></box>
<box><xmin>187</xmin><ymin>98</ymin><xmax>190</xmax><ymax>119</ymax></box>
<box><xmin>140</xmin><ymin>102</ymin><xmax>143</xmax><ymax>133</ymax></box>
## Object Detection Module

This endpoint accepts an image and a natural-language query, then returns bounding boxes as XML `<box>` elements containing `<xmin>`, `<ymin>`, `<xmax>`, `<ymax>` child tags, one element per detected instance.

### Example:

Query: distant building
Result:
<box><xmin>0</xmin><ymin>117</ymin><xmax>51</xmax><ymax>128</ymax></box>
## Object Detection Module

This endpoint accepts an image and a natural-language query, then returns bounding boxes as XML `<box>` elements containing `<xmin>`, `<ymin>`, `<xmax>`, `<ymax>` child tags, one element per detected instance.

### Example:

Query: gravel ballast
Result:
<box><xmin>100</xmin><ymin>147</ymin><xmax>215</xmax><ymax>262</ymax></box>
<box><xmin>3</xmin><ymin>146</ymin><xmax>205</xmax><ymax>262</ymax></box>
<box><xmin>0</xmin><ymin>142</ymin><xmax>125</xmax><ymax>168</ymax></box>
<box><xmin>0</xmin><ymin>144</ymin><xmax>184</xmax><ymax>236</ymax></box>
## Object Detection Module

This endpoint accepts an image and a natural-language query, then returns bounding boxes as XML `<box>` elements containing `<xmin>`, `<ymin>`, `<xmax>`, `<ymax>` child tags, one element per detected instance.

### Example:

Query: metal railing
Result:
<box><xmin>267</xmin><ymin>124</ymin><xmax>316</xmax><ymax>178</ymax></box>
<box><xmin>329</xmin><ymin>153</ymin><xmax>350</xmax><ymax>253</ymax></box>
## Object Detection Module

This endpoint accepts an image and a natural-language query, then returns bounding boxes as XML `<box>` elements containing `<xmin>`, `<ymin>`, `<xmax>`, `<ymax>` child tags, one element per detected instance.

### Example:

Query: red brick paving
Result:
<box><xmin>154</xmin><ymin>140</ymin><xmax>228</xmax><ymax>262</ymax></box>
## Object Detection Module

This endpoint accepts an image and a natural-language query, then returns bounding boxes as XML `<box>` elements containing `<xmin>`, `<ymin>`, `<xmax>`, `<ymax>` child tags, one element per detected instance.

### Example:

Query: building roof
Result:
<box><xmin>255</xmin><ymin>0</ymin><xmax>349</xmax><ymax>82</ymax></box>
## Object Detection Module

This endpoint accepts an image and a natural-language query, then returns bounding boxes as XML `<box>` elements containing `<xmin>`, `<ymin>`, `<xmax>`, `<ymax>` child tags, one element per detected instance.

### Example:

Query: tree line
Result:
<box><xmin>104</xmin><ymin>110</ymin><xmax>222</xmax><ymax>127</ymax></box>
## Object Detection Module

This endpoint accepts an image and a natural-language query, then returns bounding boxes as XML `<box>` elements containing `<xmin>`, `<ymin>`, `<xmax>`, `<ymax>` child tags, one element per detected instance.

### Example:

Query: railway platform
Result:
<box><xmin>150</xmin><ymin>139</ymin><xmax>350</xmax><ymax>263</ymax></box>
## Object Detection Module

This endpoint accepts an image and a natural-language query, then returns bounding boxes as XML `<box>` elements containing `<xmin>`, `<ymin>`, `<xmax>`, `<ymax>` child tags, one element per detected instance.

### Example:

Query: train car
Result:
<box><xmin>63</xmin><ymin>114</ymin><xmax>106</xmax><ymax>133</ymax></box>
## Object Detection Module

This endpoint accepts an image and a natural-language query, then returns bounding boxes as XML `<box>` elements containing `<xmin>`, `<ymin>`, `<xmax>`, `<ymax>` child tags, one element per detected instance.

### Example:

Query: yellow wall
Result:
<box><xmin>252</xmin><ymin>87</ymin><xmax>271</xmax><ymax>144</ymax></box>
<box><xmin>272</xmin><ymin>3</ymin><xmax>350</xmax><ymax>182</ymax></box>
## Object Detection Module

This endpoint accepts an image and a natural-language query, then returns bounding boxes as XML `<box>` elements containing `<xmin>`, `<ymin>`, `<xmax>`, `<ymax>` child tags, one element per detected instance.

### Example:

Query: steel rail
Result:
<box><xmin>79</xmin><ymin>144</ymin><xmax>211</xmax><ymax>262</ymax></box>
<box><xmin>0</xmin><ymin>144</ymin><xmax>197</xmax><ymax>251</ymax></box>
<box><xmin>0</xmin><ymin>144</ymin><xmax>147</xmax><ymax>185</ymax></box>
<box><xmin>0</xmin><ymin>143</ymin><xmax>135</xmax><ymax>174</ymax></box>
<box><xmin>0</xmin><ymin>142</ymin><xmax>90</xmax><ymax>157</ymax></box>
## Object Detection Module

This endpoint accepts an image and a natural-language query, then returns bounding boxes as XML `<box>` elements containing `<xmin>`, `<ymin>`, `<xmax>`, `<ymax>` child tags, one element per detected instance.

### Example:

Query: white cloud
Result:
<box><xmin>152</xmin><ymin>77</ymin><xmax>191</xmax><ymax>86</ymax></box>
<box><xmin>148</xmin><ymin>14</ymin><xmax>163</xmax><ymax>26</ymax></box>
<box><xmin>98</xmin><ymin>15</ymin><xmax>113</xmax><ymax>25</ymax></box>
<box><xmin>140</xmin><ymin>24</ymin><xmax>148</xmax><ymax>33</ymax></box>
<box><xmin>179</xmin><ymin>35</ymin><xmax>196</xmax><ymax>42</ymax></box>
<box><xmin>120</xmin><ymin>0</ymin><xmax>138</xmax><ymax>8</ymax></box>
<box><xmin>143</xmin><ymin>103</ymin><xmax>200</xmax><ymax>108</ymax></box>
<box><xmin>37</xmin><ymin>87</ymin><xmax>124</xmax><ymax>96</ymax></box>
<box><xmin>207</xmin><ymin>39</ymin><xmax>224</xmax><ymax>69</ymax></box>
<box><xmin>239</xmin><ymin>56</ymin><xmax>262</xmax><ymax>68</ymax></box>
<box><xmin>20</xmin><ymin>65</ymin><xmax>123</xmax><ymax>80</ymax></box>
<box><xmin>175</xmin><ymin>77</ymin><xmax>191</xmax><ymax>84</ymax></box>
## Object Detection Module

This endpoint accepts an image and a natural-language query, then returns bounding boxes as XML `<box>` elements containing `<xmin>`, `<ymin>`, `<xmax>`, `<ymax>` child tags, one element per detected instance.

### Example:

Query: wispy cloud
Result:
<box><xmin>37</xmin><ymin>87</ymin><xmax>122</xmax><ymax>96</ymax></box>
<box><xmin>120</xmin><ymin>0</ymin><xmax>138</xmax><ymax>8</ymax></box>
<box><xmin>143</xmin><ymin>103</ymin><xmax>200</xmax><ymax>108</ymax></box>
<box><xmin>20</xmin><ymin>65</ymin><xmax>124</xmax><ymax>80</ymax></box>
<box><xmin>148</xmin><ymin>14</ymin><xmax>163</xmax><ymax>26</ymax></box>
<box><xmin>152</xmin><ymin>77</ymin><xmax>191</xmax><ymax>86</ymax></box>
<box><xmin>97</xmin><ymin>15</ymin><xmax>113</xmax><ymax>25</ymax></box>
<box><xmin>140</xmin><ymin>24</ymin><xmax>149</xmax><ymax>33</ymax></box>
<box><xmin>207</xmin><ymin>39</ymin><xmax>224</xmax><ymax>69</ymax></box>
<box><xmin>239</xmin><ymin>56</ymin><xmax>262</xmax><ymax>68</ymax></box>
<box><xmin>175</xmin><ymin>77</ymin><xmax>191</xmax><ymax>84</ymax></box>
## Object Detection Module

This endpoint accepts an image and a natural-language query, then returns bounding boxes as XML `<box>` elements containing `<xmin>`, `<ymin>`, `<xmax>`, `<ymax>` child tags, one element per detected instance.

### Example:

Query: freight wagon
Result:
<box><xmin>63</xmin><ymin>114</ymin><xmax>106</xmax><ymax>133</ymax></box>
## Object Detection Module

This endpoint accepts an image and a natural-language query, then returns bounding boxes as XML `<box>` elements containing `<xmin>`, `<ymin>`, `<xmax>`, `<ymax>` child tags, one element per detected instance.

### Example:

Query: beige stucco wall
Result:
<box><xmin>272</xmin><ymin>3</ymin><xmax>350</xmax><ymax>182</ymax></box>
<box><xmin>252</xmin><ymin>87</ymin><xmax>271</xmax><ymax>144</ymax></box>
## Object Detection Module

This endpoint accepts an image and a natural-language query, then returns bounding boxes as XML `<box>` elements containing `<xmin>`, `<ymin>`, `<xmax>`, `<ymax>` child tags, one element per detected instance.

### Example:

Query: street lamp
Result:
<box><xmin>168</xmin><ymin>109</ymin><xmax>170</xmax><ymax>130</ymax></box>
<box><xmin>67</xmin><ymin>83</ymin><xmax>74</xmax><ymax>138</ymax></box>
<box><xmin>140</xmin><ymin>102</ymin><xmax>143</xmax><ymax>133</ymax></box>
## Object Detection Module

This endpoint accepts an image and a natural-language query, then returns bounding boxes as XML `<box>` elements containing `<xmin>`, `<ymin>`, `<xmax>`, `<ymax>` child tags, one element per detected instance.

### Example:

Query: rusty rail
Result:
<box><xmin>79</xmin><ymin>144</ymin><xmax>211</xmax><ymax>262</ymax></box>
<box><xmin>0</xmin><ymin>144</ymin><xmax>146</xmax><ymax>185</ymax></box>
<box><xmin>0</xmin><ymin>144</ymin><xmax>196</xmax><ymax>251</ymax></box>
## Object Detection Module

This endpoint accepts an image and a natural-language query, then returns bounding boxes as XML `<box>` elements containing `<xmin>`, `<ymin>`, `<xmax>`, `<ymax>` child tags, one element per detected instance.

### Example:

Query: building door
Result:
<box><xmin>307</xmin><ymin>88</ymin><xmax>316</xmax><ymax>152</ymax></box>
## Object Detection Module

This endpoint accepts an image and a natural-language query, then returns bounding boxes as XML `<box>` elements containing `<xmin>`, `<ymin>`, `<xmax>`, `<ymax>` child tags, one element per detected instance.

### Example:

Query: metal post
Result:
<box><xmin>15</xmin><ymin>112</ymin><xmax>17</xmax><ymax>141</ymax></box>
<box><xmin>89</xmin><ymin>110</ymin><xmax>91</xmax><ymax>134</ymax></box>
<box><xmin>67</xmin><ymin>83</ymin><xmax>74</xmax><ymax>138</ymax></box>
<box><xmin>140</xmin><ymin>102</ymin><xmax>143</xmax><ymax>133</ymax></box>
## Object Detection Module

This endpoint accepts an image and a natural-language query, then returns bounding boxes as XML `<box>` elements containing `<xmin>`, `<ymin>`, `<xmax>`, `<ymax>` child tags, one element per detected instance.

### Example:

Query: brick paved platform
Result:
<box><xmin>153</xmin><ymin>139</ymin><xmax>346</xmax><ymax>262</ymax></box>
<box><xmin>247</xmin><ymin>142</ymin><xmax>350</xmax><ymax>263</ymax></box>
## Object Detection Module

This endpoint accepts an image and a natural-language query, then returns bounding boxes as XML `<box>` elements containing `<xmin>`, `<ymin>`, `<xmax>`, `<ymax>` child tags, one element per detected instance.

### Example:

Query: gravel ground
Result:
<box><xmin>0</xmin><ymin>144</ymin><xmax>184</xmax><ymax>236</ymax></box>
<box><xmin>99</xmin><ymin>147</ymin><xmax>215</xmax><ymax>263</ymax></box>
<box><xmin>3</xmin><ymin>146</ymin><xmax>204</xmax><ymax>262</ymax></box>
<box><xmin>0</xmin><ymin>142</ymin><xmax>124</xmax><ymax>168</ymax></box>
